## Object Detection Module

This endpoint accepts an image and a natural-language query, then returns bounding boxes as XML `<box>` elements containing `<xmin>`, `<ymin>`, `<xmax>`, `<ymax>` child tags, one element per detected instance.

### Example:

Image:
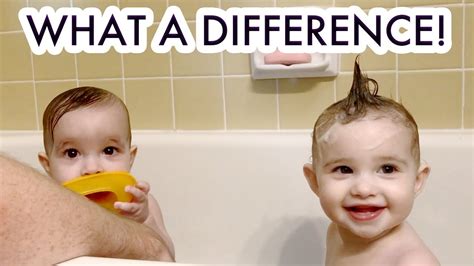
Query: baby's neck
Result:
<box><xmin>337</xmin><ymin>222</ymin><xmax>404</xmax><ymax>250</ymax></box>
<box><xmin>326</xmin><ymin>222</ymin><xmax>413</xmax><ymax>266</ymax></box>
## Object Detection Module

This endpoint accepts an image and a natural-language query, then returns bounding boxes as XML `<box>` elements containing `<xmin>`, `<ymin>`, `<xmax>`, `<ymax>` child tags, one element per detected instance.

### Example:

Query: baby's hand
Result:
<box><xmin>114</xmin><ymin>181</ymin><xmax>150</xmax><ymax>223</ymax></box>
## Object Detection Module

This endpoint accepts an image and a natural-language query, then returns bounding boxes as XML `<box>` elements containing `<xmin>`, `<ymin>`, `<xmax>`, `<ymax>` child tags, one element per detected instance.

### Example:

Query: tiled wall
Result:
<box><xmin>0</xmin><ymin>0</ymin><xmax>472</xmax><ymax>130</ymax></box>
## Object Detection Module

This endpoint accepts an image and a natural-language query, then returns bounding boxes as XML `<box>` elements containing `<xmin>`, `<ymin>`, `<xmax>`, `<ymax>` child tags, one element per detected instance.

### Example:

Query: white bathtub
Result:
<box><xmin>1</xmin><ymin>130</ymin><xmax>472</xmax><ymax>265</ymax></box>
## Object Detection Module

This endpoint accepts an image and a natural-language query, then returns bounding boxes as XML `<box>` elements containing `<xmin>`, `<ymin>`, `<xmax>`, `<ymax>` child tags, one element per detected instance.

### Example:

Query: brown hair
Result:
<box><xmin>311</xmin><ymin>57</ymin><xmax>420</xmax><ymax>164</ymax></box>
<box><xmin>42</xmin><ymin>86</ymin><xmax>131</xmax><ymax>154</ymax></box>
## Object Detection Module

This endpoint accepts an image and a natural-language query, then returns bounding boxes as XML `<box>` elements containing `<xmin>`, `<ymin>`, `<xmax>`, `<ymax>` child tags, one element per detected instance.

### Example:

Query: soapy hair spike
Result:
<box><xmin>344</xmin><ymin>55</ymin><xmax>380</xmax><ymax>117</ymax></box>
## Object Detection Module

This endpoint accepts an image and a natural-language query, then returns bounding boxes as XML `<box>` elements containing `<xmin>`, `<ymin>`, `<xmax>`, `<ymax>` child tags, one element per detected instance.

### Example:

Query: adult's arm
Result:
<box><xmin>0</xmin><ymin>155</ymin><xmax>174</xmax><ymax>265</ymax></box>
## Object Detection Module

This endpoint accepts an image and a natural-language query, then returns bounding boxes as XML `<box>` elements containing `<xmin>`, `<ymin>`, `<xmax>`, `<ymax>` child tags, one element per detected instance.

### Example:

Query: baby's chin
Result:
<box><xmin>346</xmin><ymin>223</ymin><xmax>400</xmax><ymax>241</ymax></box>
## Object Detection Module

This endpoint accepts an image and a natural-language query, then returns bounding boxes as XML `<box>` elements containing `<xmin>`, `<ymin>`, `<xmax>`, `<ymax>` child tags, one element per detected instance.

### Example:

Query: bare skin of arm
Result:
<box><xmin>145</xmin><ymin>194</ymin><xmax>176</xmax><ymax>257</ymax></box>
<box><xmin>0</xmin><ymin>155</ymin><xmax>174</xmax><ymax>265</ymax></box>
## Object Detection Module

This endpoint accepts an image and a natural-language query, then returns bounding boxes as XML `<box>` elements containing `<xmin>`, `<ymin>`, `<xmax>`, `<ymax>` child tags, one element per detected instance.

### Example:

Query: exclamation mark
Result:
<box><xmin>439</xmin><ymin>15</ymin><xmax>444</xmax><ymax>46</ymax></box>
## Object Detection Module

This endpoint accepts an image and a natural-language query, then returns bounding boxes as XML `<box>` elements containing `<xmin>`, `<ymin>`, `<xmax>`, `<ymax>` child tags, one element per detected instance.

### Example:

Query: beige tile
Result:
<box><xmin>224</xmin><ymin>77</ymin><xmax>277</xmax><ymax>129</ymax></box>
<box><xmin>222</xmin><ymin>0</ymin><xmax>274</xmax><ymax>8</ymax></box>
<box><xmin>223</xmin><ymin>52</ymin><xmax>251</xmax><ymax>75</ymax></box>
<box><xmin>398</xmin><ymin>0</ymin><xmax>461</xmax><ymax>6</ymax></box>
<box><xmin>398</xmin><ymin>7</ymin><xmax>462</xmax><ymax>70</ymax></box>
<box><xmin>172</xmin><ymin>50</ymin><xmax>222</xmax><ymax>76</ymax></box>
<box><xmin>399</xmin><ymin>71</ymin><xmax>462</xmax><ymax>129</ymax></box>
<box><xmin>279</xmin><ymin>77</ymin><xmax>335</xmax><ymax>129</ymax></box>
<box><xmin>119</xmin><ymin>0</ymin><xmax>167</xmax><ymax>22</ymax></box>
<box><xmin>0</xmin><ymin>0</ymin><xmax>27</xmax><ymax>32</ymax></box>
<box><xmin>125</xmin><ymin>79</ymin><xmax>173</xmax><ymax>129</ymax></box>
<box><xmin>33</xmin><ymin>53</ymin><xmax>76</xmax><ymax>80</ymax></box>
<box><xmin>73</xmin><ymin>0</ymin><xmax>118</xmax><ymax>10</ymax></box>
<box><xmin>336</xmin><ymin>72</ymin><xmax>396</xmax><ymax>101</ymax></box>
<box><xmin>168</xmin><ymin>0</ymin><xmax>218</xmax><ymax>20</ymax></box>
<box><xmin>76</xmin><ymin>51</ymin><xmax>122</xmax><ymax>79</ymax></box>
<box><xmin>29</xmin><ymin>0</ymin><xmax>71</xmax><ymax>9</ymax></box>
<box><xmin>466</xmin><ymin>5</ymin><xmax>474</xmax><ymax>68</ymax></box>
<box><xmin>466</xmin><ymin>0</ymin><xmax>474</xmax><ymax>3</ymax></box>
<box><xmin>0</xmin><ymin>33</ymin><xmax>33</xmax><ymax>81</ymax></box>
<box><xmin>123</xmin><ymin>25</ymin><xmax>170</xmax><ymax>77</ymax></box>
<box><xmin>341</xmin><ymin>52</ymin><xmax>396</xmax><ymax>72</ymax></box>
<box><xmin>173</xmin><ymin>78</ymin><xmax>224</xmax><ymax>129</ymax></box>
<box><xmin>35</xmin><ymin>81</ymin><xmax>78</xmax><ymax>128</ymax></box>
<box><xmin>0</xmin><ymin>82</ymin><xmax>37</xmax><ymax>130</ymax></box>
<box><xmin>171</xmin><ymin>22</ymin><xmax>221</xmax><ymax>76</ymax></box>
<box><xmin>77</xmin><ymin>79</ymin><xmax>124</xmax><ymax>101</ymax></box>
<box><xmin>465</xmin><ymin>70</ymin><xmax>473</xmax><ymax>128</ymax></box>
<box><xmin>277</xmin><ymin>0</ymin><xmax>332</xmax><ymax>7</ymax></box>
<box><xmin>335</xmin><ymin>0</ymin><xmax>396</xmax><ymax>8</ymax></box>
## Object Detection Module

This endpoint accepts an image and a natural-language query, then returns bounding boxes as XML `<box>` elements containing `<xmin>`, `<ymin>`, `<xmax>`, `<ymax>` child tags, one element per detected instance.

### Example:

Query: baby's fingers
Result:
<box><xmin>135</xmin><ymin>181</ymin><xmax>150</xmax><ymax>194</ymax></box>
<box><xmin>126</xmin><ymin>185</ymin><xmax>147</xmax><ymax>202</ymax></box>
<box><xmin>114</xmin><ymin>201</ymin><xmax>139</xmax><ymax>214</ymax></box>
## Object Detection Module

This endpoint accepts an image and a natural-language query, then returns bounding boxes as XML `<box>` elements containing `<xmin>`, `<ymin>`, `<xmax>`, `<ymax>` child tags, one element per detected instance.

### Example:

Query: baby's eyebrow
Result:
<box><xmin>55</xmin><ymin>140</ymin><xmax>73</xmax><ymax>150</ymax></box>
<box><xmin>323</xmin><ymin>158</ymin><xmax>351</xmax><ymax>168</ymax></box>
<box><xmin>377</xmin><ymin>156</ymin><xmax>408</xmax><ymax>166</ymax></box>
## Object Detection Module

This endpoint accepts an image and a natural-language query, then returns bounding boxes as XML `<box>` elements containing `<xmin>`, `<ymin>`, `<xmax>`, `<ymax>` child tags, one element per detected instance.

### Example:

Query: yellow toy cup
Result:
<box><xmin>62</xmin><ymin>171</ymin><xmax>136</xmax><ymax>212</ymax></box>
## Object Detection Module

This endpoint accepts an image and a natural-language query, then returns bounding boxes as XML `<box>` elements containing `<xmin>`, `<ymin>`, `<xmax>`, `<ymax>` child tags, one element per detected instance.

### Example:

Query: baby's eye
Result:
<box><xmin>65</xmin><ymin>149</ymin><xmax>78</xmax><ymax>158</ymax></box>
<box><xmin>335</xmin><ymin>166</ymin><xmax>353</xmax><ymax>174</ymax></box>
<box><xmin>103</xmin><ymin>146</ymin><xmax>117</xmax><ymax>155</ymax></box>
<box><xmin>380</xmin><ymin>164</ymin><xmax>396</xmax><ymax>174</ymax></box>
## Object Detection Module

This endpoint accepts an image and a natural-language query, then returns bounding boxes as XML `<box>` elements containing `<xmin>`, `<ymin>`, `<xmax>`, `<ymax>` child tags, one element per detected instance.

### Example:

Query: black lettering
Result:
<box><xmin>285</xmin><ymin>15</ymin><xmax>302</xmax><ymax>45</ymax></box>
<box><xmin>354</xmin><ymin>15</ymin><xmax>381</xmax><ymax>46</ymax></box>
<box><xmin>308</xmin><ymin>15</ymin><xmax>326</xmax><ymax>45</ymax></box>
<box><xmin>204</xmin><ymin>15</ymin><xmax>227</xmax><ymax>45</ymax></box>
<box><xmin>416</xmin><ymin>15</ymin><xmax>432</xmax><ymax>46</ymax></box>
<box><xmin>99</xmin><ymin>15</ymin><xmax>126</xmax><ymax>45</ymax></box>
<box><xmin>244</xmin><ymin>15</ymin><xmax>259</xmax><ymax>46</ymax></box>
<box><xmin>159</xmin><ymin>15</ymin><xmax>187</xmax><ymax>45</ymax></box>
<box><xmin>127</xmin><ymin>15</ymin><xmax>146</xmax><ymax>46</ymax></box>
<box><xmin>72</xmin><ymin>15</ymin><xmax>94</xmax><ymax>45</ymax></box>
<box><xmin>387</xmin><ymin>15</ymin><xmax>410</xmax><ymax>46</ymax></box>
<box><xmin>332</xmin><ymin>15</ymin><xmax>348</xmax><ymax>45</ymax></box>
<box><xmin>27</xmin><ymin>14</ymin><xmax>67</xmax><ymax>46</ymax></box>
<box><xmin>264</xmin><ymin>15</ymin><xmax>280</xmax><ymax>46</ymax></box>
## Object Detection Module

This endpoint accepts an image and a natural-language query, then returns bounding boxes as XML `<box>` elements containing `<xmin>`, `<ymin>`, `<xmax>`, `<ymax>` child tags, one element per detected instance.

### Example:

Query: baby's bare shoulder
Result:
<box><xmin>396</xmin><ymin>247</ymin><xmax>440</xmax><ymax>266</ymax></box>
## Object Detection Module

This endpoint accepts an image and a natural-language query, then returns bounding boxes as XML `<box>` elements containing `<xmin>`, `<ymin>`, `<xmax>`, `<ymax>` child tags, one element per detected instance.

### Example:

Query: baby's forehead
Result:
<box><xmin>52</xmin><ymin>101</ymin><xmax>130</xmax><ymax>135</ymax></box>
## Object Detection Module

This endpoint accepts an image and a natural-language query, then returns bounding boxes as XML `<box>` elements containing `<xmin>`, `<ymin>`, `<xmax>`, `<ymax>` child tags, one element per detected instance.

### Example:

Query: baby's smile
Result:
<box><xmin>344</xmin><ymin>205</ymin><xmax>386</xmax><ymax>222</ymax></box>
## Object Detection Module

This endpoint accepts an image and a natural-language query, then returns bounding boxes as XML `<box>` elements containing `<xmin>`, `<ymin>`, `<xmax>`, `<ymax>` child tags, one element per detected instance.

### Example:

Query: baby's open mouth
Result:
<box><xmin>345</xmin><ymin>205</ymin><xmax>385</xmax><ymax>221</ymax></box>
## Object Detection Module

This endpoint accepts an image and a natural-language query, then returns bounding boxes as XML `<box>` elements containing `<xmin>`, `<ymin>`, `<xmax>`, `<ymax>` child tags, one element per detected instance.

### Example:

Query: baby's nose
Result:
<box><xmin>81</xmin><ymin>157</ymin><xmax>104</xmax><ymax>176</ymax></box>
<box><xmin>350</xmin><ymin>175</ymin><xmax>377</xmax><ymax>198</ymax></box>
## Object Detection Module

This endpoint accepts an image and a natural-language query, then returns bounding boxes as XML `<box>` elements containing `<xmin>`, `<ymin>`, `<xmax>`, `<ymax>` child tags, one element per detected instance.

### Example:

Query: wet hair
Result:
<box><xmin>311</xmin><ymin>56</ymin><xmax>420</xmax><ymax>164</ymax></box>
<box><xmin>42</xmin><ymin>86</ymin><xmax>131</xmax><ymax>154</ymax></box>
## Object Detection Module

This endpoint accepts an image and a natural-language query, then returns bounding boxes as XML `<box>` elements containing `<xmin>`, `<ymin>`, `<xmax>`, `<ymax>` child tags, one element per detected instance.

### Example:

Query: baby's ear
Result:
<box><xmin>303</xmin><ymin>163</ymin><xmax>320</xmax><ymax>197</ymax></box>
<box><xmin>38</xmin><ymin>152</ymin><xmax>51</xmax><ymax>175</ymax></box>
<box><xmin>129</xmin><ymin>145</ymin><xmax>137</xmax><ymax>168</ymax></box>
<box><xmin>414</xmin><ymin>162</ymin><xmax>431</xmax><ymax>197</ymax></box>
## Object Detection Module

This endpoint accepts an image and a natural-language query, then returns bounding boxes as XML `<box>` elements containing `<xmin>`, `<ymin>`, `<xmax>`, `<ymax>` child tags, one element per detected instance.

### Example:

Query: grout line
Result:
<box><xmin>333</xmin><ymin>69</ymin><xmax>337</xmax><ymax>102</ymax></box>
<box><xmin>0</xmin><ymin>31</ymin><xmax>24</xmax><ymax>35</ymax></box>
<box><xmin>27</xmin><ymin>0</ymin><xmax>38</xmax><ymax>129</ymax></box>
<box><xmin>74</xmin><ymin>54</ymin><xmax>79</xmax><ymax>86</ymax></box>
<box><xmin>169</xmin><ymin>52</ymin><xmax>176</xmax><ymax>130</ymax></box>
<box><xmin>218</xmin><ymin>0</ymin><xmax>227</xmax><ymax>130</ymax></box>
<box><xmin>120</xmin><ymin>53</ymin><xmax>127</xmax><ymax>103</ymax></box>
<box><xmin>29</xmin><ymin>50</ymin><xmax>39</xmax><ymax>130</ymax></box>
<box><xmin>117</xmin><ymin>0</ymin><xmax>127</xmax><ymax>104</ymax></box>
<box><xmin>220</xmin><ymin>52</ymin><xmax>227</xmax><ymax>130</ymax></box>
<box><xmin>2</xmin><ymin>68</ymin><xmax>472</xmax><ymax>85</ymax></box>
<box><xmin>166</xmin><ymin>0</ymin><xmax>176</xmax><ymax>130</ymax></box>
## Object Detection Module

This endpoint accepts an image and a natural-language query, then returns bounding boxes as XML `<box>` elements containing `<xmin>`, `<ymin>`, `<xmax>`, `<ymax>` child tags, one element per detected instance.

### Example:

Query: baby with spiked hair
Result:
<box><xmin>303</xmin><ymin>57</ymin><xmax>439</xmax><ymax>265</ymax></box>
